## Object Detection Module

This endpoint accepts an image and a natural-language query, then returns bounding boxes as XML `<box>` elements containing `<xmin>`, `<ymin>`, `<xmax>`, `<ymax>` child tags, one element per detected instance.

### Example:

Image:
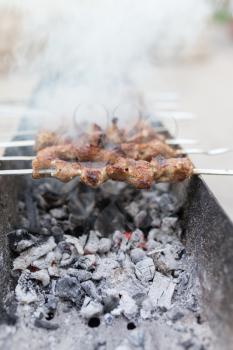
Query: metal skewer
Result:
<box><xmin>0</xmin><ymin>140</ymin><xmax>35</xmax><ymax>148</ymax></box>
<box><xmin>0</xmin><ymin>156</ymin><xmax>35</xmax><ymax>161</ymax></box>
<box><xmin>0</xmin><ymin>148</ymin><xmax>230</xmax><ymax>162</ymax></box>
<box><xmin>0</xmin><ymin>168</ymin><xmax>233</xmax><ymax>176</ymax></box>
<box><xmin>179</xmin><ymin>148</ymin><xmax>231</xmax><ymax>156</ymax></box>
<box><xmin>193</xmin><ymin>169</ymin><xmax>233</xmax><ymax>176</ymax></box>
<box><xmin>0</xmin><ymin>138</ymin><xmax>198</xmax><ymax>149</ymax></box>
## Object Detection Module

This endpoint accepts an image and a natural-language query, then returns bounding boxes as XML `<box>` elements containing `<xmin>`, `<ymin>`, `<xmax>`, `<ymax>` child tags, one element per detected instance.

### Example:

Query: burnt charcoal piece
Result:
<box><xmin>8</xmin><ymin>229</ymin><xmax>39</xmax><ymax>253</ymax></box>
<box><xmin>55</xmin><ymin>276</ymin><xmax>85</xmax><ymax>309</ymax></box>
<box><xmin>51</xmin><ymin>226</ymin><xmax>64</xmax><ymax>243</ymax></box>
<box><xmin>39</xmin><ymin>184</ymin><xmax>66</xmax><ymax>208</ymax></box>
<box><xmin>34</xmin><ymin>318</ymin><xmax>59</xmax><ymax>330</ymax></box>
<box><xmin>67</xmin><ymin>268</ymin><xmax>92</xmax><ymax>282</ymax></box>
<box><xmin>94</xmin><ymin>203</ymin><xmax>126</xmax><ymax>235</ymax></box>
<box><xmin>75</xmin><ymin>254</ymin><xmax>96</xmax><ymax>271</ymax></box>
<box><xmin>72</xmin><ymin>216</ymin><xmax>96</xmax><ymax>237</ymax></box>
<box><xmin>81</xmin><ymin>281</ymin><xmax>100</xmax><ymax>301</ymax></box>
<box><xmin>50</xmin><ymin>208</ymin><xmax>68</xmax><ymax>220</ymax></box>
<box><xmin>44</xmin><ymin>294</ymin><xmax>58</xmax><ymax>320</ymax></box>
<box><xmin>102</xmin><ymin>295</ymin><xmax>119</xmax><ymax>313</ymax></box>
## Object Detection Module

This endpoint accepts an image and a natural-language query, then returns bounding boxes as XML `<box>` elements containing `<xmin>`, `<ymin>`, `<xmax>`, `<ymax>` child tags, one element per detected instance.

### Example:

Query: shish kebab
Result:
<box><xmin>0</xmin><ymin>119</ymin><xmax>232</xmax><ymax>188</ymax></box>
<box><xmin>0</xmin><ymin>120</ymin><xmax>229</xmax><ymax>161</ymax></box>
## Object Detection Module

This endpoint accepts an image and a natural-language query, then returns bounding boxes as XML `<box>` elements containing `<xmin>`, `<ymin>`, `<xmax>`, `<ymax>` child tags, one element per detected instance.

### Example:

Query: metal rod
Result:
<box><xmin>156</xmin><ymin>111</ymin><xmax>195</xmax><ymax>120</ymax></box>
<box><xmin>0</xmin><ymin>147</ymin><xmax>230</xmax><ymax>162</ymax></box>
<box><xmin>0</xmin><ymin>130</ymin><xmax>36</xmax><ymax>137</ymax></box>
<box><xmin>166</xmin><ymin>139</ymin><xmax>198</xmax><ymax>145</ymax></box>
<box><xmin>0</xmin><ymin>156</ymin><xmax>35</xmax><ymax>161</ymax></box>
<box><xmin>0</xmin><ymin>139</ymin><xmax>198</xmax><ymax>149</ymax></box>
<box><xmin>193</xmin><ymin>169</ymin><xmax>233</xmax><ymax>176</ymax></box>
<box><xmin>180</xmin><ymin>148</ymin><xmax>231</xmax><ymax>156</ymax></box>
<box><xmin>0</xmin><ymin>169</ymin><xmax>33</xmax><ymax>175</ymax></box>
<box><xmin>0</xmin><ymin>168</ymin><xmax>233</xmax><ymax>176</ymax></box>
<box><xmin>0</xmin><ymin>140</ymin><xmax>35</xmax><ymax>148</ymax></box>
<box><xmin>0</xmin><ymin>169</ymin><xmax>51</xmax><ymax>175</ymax></box>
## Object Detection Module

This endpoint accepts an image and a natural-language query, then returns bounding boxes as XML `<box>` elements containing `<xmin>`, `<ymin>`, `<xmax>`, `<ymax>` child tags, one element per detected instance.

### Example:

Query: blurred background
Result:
<box><xmin>0</xmin><ymin>0</ymin><xmax>233</xmax><ymax>217</ymax></box>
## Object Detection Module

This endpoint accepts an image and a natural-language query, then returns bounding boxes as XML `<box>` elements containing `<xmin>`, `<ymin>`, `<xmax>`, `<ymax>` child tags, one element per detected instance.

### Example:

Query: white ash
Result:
<box><xmin>64</xmin><ymin>234</ymin><xmax>84</xmax><ymax>255</ymax></box>
<box><xmin>135</xmin><ymin>257</ymin><xmax>155</xmax><ymax>283</ymax></box>
<box><xmin>13</xmin><ymin>237</ymin><xmax>56</xmax><ymax>271</ymax></box>
<box><xmin>148</xmin><ymin>272</ymin><xmax>176</xmax><ymax>310</ymax></box>
<box><xmin>98</xmin><ymin>238</ymin><xmax>112</xmax><ymax>254</ymax></box>
<box><xmin>5</xmin><ymin>179</ymin><xmax>210</xmax><ymax>350</ymax></box>
<box><xmin>80</xmin><ymin>298</ymin><xmax>103</xmax><ymax>319</ymax></box>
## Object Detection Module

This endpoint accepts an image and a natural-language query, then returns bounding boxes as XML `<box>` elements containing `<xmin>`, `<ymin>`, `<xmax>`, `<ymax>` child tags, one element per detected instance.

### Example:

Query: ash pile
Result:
<box><xmin>2</xmin><ymin>180</ymin><xmax>213</xmax><ymax>350</ymax></box>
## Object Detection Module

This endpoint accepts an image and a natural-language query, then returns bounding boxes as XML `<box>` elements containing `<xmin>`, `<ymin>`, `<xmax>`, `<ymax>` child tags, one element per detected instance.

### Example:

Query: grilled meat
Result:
<box><xmin>32</xmin><ymin>157</ymin><xmax>193</xmax><ymax>188</ymax></box>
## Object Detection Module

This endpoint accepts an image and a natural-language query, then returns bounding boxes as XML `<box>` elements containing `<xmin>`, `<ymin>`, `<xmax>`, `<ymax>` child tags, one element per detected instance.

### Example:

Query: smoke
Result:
<box><xmin>3</xmin><ymin>0</ymin><xmax>211</xmax><ymax>126</ymax></box>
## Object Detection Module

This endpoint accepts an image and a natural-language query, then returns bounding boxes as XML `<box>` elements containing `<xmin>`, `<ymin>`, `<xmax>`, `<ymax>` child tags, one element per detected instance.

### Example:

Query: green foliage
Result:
<box><xmin>213</xmin><ymin>8</ymin><xmax>233</xmax><ymax>23</ymax></box>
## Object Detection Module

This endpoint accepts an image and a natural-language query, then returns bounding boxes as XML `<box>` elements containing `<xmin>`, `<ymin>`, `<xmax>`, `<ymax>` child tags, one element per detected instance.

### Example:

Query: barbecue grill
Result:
<box><xmin>0</xmin><ymin>117</ymin><xmax>233</xmax><ymax>350</ymax></box>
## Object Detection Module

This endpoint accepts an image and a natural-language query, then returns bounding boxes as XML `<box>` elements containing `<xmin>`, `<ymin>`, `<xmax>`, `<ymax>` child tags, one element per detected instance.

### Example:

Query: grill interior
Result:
<box><xmin>0</xmin><ymin>138</ymin><xmax>233</xmax><ymax>350</ymax></box>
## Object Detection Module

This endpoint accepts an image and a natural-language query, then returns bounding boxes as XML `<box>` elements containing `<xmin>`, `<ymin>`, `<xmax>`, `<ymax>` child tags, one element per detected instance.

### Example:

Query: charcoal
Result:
<box><xmin>41</xmin><ymin>228</ymin><xmax>50</xmax><ymax>236</ymax></box>
<box><xmin>102</xmin><ymin>295</ymin><xmax>119</xmax><ymax>313</ymax></box>
<box><xmin>166</xmin><ymin>307</ymin><xmax>185</xmax><ymax>322</ymax></box>
<box><xmin>31</xmin><ymin>250</ymin><xmax>60</xmax><ymax>277</ymax></box>
<box><xmin>125</xmin><ymin>202</ymin><xmax>139</xmax><ymax>218</ymax></box>
<box><xmin>75</xmin><ymin>254</ymin><xmax>96</xmax><ymax>270</ymax></box>
<box><xmin>80</xmin><ymin>299</ymin><xmax>103</xmax><ymax>319</ymax></box>
<box><xmin>148</xmin><ymin>228</ymin><xmax>160</xmax><ymax>240</ymax></box>
<box><xmin>130</xmin><ymin>248</ymin><xmax>146</xmax><ymax>264</ymax></box>
<box><xmin>94</xmin><ymin>203</ymin><xmax>125</xmax><ymax>235</ymax></box>
<box><xmin>60</xmin><ymin>248</ymin><xmax>76</xmax><ymax>267</ymax></box>
<box><xmin>51</xmin><ymin>217</ymin><xmax>58</xmax><ymax>226</ymax></box>
<box><xmin>30</xmin><ymin>269</ymin><xmax>50</xmax><ymax>286</ymax></box>
<box><xmin>51</xmin><ymin>226</ymin><xmax>64</xmax><ymax>243</ymax></box>
<box><xmin>84</xmin><ymin>230</ymin><xmax>100</xmax><ymax>254</ymax></box>
<box><xmin>65</xmin><ymin>234</ymin><xmax>84</xmax><ymax>255</ymax></box>
<box><xmin>112</xmin><ymin>230</ymin><xmax>123</xmax><ymax>247</ymax></box>
<box><xmin>98</xmin><ymin>238</ymin><xmax>112</xmax><ymax>254</ymax></box>
<box><xmin>15</xmin><ymin>270</ymin><xmax>40</xmax><ymax>304</ymax></box>
<box><xmin>155</xmin><ymin>183</ymin><xmax>170</xmax><ymax>193</ymax></box>
<box><xmin>44</xmin><ymin>294</ymin><xmax>58</xmax><ymax>314</ymax></box>
<box><xmin>112</xmin><ymin>292</ymin><xmax>138</xmax><ymax>319</ymax></box>
<box><xmin>8</xmin><ymin>229</ymin><xmax>39</xmax><ymax>253</ymax></box>
<box><xmin>145</xmin><ymin>239</ymin><xmax>160</xmax><ymax>251</ymax></box>
<box><xmin>50</xmin><ymin>208</ymin><xmax>67</xmax><ymax>220</ymax></box>
<box><xmin>157</xmin><ymin>193</ymin><xmax>177</xmax><ymax>215</ymax></box>
<box><xmin>151</xmin><ymin>217</ymin><xmax>161</xmax><ymax>228</ymax></box>
<box><xmin>148</xmin><ymin>272</ymin><xmax>176</xmax><ymax>310</ymax></box>
<box><xmin>81</xmin><ymin>280</ymin><xmax>101</xmax><ymax>301</ymax></box>
<box><xmin>9</xmin><ymin>172</ymin><xmax>208</xmax><ymax>348</ymax></box>
<box><xmin>131</xmin><ymin>229</ymin><xmax>145</xmax><ymax>248</ymax></box>
<box><xmin>161</xmin><ymin>217</ymin><xmax>178</xmax><ymax>234</ymax></box>
<box><xmin>13</xmin><ymin>237</ymin><xmax>56</xmax><ymax>271</ymax></box>
<box><xmin>134</xmin><ymin>210</ymin><xmax>148</xmax><ymax>228</ymax></box>
<box><xmin>67</xmin><ymin>268</ymin><xmax>92</xmax><ymax>282</ymax></box>
<box><xmin>140</xmin><ymin>298</ymin><xmax>154</xmax><ymax>319</ymax></box>
<box><xmin>55</xmin><ymin>276</ymin><xmax>85</xmax><ymax>308</ymax></box>
<box><xmin>135</xmin><ymin>257</ymin><xmax>155</xmax><ymax>282</ymax></box>
<box><xmin>34</xmin><ymin>318</ymin><xmax>59</xmax><ymax>330</ymax></box>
